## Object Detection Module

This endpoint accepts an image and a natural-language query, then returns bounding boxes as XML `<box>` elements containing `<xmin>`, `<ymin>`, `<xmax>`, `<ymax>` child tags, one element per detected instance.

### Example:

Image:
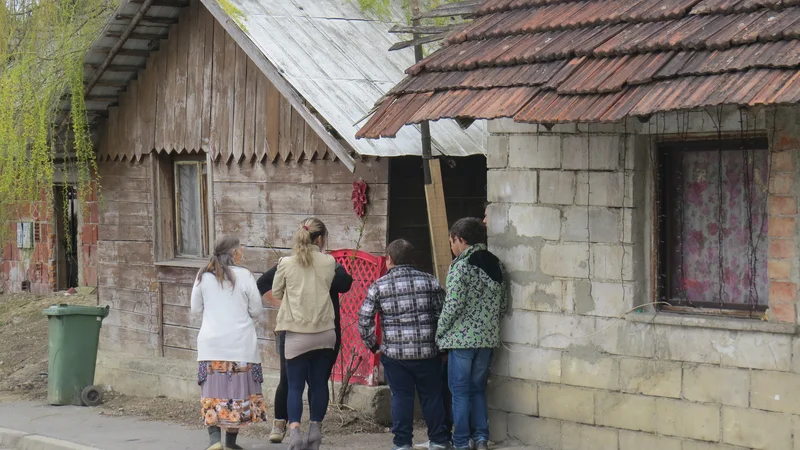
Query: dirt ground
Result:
<box><xmin>0</xmin><ymin>289</ymin><xmax>96</xmax><ymax>398</ymax></box>
<box><xmin>0</xmin><ymin>291</ymin><xmax>390</xmax><ymax>440</ymax></box>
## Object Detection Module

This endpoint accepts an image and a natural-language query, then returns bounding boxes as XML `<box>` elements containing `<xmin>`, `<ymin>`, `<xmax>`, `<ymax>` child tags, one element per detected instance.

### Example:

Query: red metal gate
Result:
<box><xmin>329</xmin><ymin>249</ymin><xmax>387</xmax><ymax>387</ymax></box>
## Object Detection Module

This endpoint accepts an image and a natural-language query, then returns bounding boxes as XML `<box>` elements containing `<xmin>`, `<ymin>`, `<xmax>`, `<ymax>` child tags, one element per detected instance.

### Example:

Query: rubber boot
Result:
<box><xmin>207</xmin><ymin>427</ymin><xmax>223</xmax><ymax>450</ymax></box>
<box><xmin>303</xmin><ymin>422</ymin><xmax>322</xmax><ymax>450</ymax></box>
<box><xmin>287</xmin><ymin>427</ymin><xmax>303</xmax><ymax>450</ymax></box>
<box><xmin>225</xmin><ymin>431</ymin><xmax>244</xmax><ymax>449</ymax></box>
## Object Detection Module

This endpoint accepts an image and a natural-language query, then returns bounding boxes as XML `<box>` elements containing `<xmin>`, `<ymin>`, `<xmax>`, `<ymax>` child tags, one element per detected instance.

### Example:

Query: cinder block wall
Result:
<box><xmin>486</xmin><ymin>106</ymin><xmax>800</xmax><ymax>450</ymax></box>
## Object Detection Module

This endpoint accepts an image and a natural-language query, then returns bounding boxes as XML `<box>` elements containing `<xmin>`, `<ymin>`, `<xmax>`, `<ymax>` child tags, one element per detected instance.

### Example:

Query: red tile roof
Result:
<box><xmin>357</xmin><ymin>0</ymin><xmax>800</xmax><ymax>138</ymax></box>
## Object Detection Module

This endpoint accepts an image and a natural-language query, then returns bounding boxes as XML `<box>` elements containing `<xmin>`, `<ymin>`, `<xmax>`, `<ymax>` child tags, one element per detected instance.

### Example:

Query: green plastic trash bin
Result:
<box><xmin>43</xmin><ymin>304</ymin><xmax>109</xmax><ymax>406</ymax></box>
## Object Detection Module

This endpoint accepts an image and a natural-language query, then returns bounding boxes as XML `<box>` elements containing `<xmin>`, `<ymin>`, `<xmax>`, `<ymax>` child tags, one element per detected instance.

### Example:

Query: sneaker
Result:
<box><xmin>475</xmin><ymin>441</ymin><xmax>489</xmax><ymax>450</ymax></box>
<box><xmin>430</xmin><ymin>442</ymin><xmax>452</xmax><ymax>450</ymax></box>
<box><xmin>269</xmin><ymin>419</ymin><xmax>286</xmax><ymax>443</ymax></box>
<box><xmin>392</xmin><ymin>446</ymin><xmax>413</xmax><ymax>450</ymax></box>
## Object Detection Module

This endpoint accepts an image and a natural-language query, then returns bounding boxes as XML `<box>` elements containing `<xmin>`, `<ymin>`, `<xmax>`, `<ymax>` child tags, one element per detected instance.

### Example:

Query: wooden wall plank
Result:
<box><xmin>244</xmin><ymin>58</ymin><xmax>257</xmax><ymax>162</ymax></box>
<box><xmin>154</xmin><ymin>48</ymin><xmax>167</xmax><ymax>151</ymax></box>
<box><xmin>174</xmin><ymin>7</ymin><xmax>191</xmax><ymax>152</ymax></box>
<box><xmin>153</xmin><ymin>153</ymin><xmax>175</xmax><ymax>261</ymax></box>
<box><xmin>100</xmin><ymin>324</ymin><xmax>158</xmax><ymax>355</ymax></box>
<box><xmin>278</xmin><ymin>96</ymin><xmax>292</xmax><ymax>161</ymax></box>
<box><xmin>137</xmin><ymin>65</ymin><xmax>156</xmax><ymax>154</ymax></box>
<box><xmin>156</xmin><ymin>266</ymin><xmax>198</xmax><ymax>284</ymax></box>
<box><xmin>290</xmin><ymin>108</ymin><xmax>305</xmax><ymax>162</ymax></box>
<box><xmin>98</xmin><ymin>264</ymin><xmax>157</xmax><ymax>291</ymax></box>
<box><xmin>265</xmin><ymin>79</ymin><xmax>279</xmax><ymax>162</ymax></box>
<box><xmin>106</xmin><ymin>308</ymin><xmax>158</xmax><ymax>333</ymax></box>
<box><xmin>210</xmin><ymin>20</ymin><xmax>226</xmax><ymax>160</ymax></box>
<box><xmin>212</xmin><ymin>158</ymin><xmax>388</xmax><ymax>184</ymax></box>
<box><xmin>201</xmin><ymin>6</ymin><xmax>214</xmax><ymax>149</ymax></box>
<box><xmin>213</xmin><ymin>182</ymin><xmax>312</xmax><ymax>214</ymax></box>
<box><xmin>100</xmin><ymin>202</ymin><xmax>154</xmax><ymax>226</ymax></box>
<box><xmin>240</xmin><ymin>246</ymin><xmax>290</xmax><ymax>273</ymax></box>
<box><xmin>186</xmin><ymin>1</ymin><xmax>202</xmax><ymax>152</ymax></box>
<box><xmin>215</xmin><ymin>212</ymin><xmax>387</xmax><ymax>253</ymax></box>
<box><xmin>163</xmin><ymin>304</ymin><xmax>200</xmax><ymax>328</ymax></box>
<box><xmin>161</xmin><ymin>283</ymin><xmax>193</xmax><ymax>307</ymax></box>
<box><xmin>107</xmin><ymin>107</ymin><xmax>119</xmax><ymax>159</ymax></box>
<box><xmin>98</xmin><ymin>225</ymin><xmax>154</xmax><ymax>242</ymax></box>
<box><xmin>232</xmin><ymin>46</ymin><xmax>247</xmax><ymax>163</ymax></box>
<box><xmin>165</xmin><ymin>27</ymin><xmax>179</xmax><ymax>152</ymax></box>
<box><xmin>163</xmin><ymin>325</ymin><xmax>197</xmax><ymax>350</ymax></box>
<box><xmin>223</xmin><ymin>32</ymin><xmax>237</xmax><ymax>161</ymax></box>
<box><xmin>99</xmin><ymin>159</ymin><xmax>150</xmax><ymax>178</ymax></box>
<box><xmin>312</xmin><ymin>183</ymin><xmax>389</xmax><ymax>216</ymax></box>
<box><xmin>100</xmin><ymin>288</ymin><xmax>157</xmax><ymax>315</ymax></box>
<box><xmin>163</xmin><ymin>304</ymin><xmax>277</xmax><ymax>340</ymax></box>
<box><xmin>98</xmin><ymin>241</ymin><xmax>154</xmax><ymax>265</ymax></box>
<box><xmin>98</xmin><ymin>177</ymin><xmax>151</xmax><ymax>194</ymax></box>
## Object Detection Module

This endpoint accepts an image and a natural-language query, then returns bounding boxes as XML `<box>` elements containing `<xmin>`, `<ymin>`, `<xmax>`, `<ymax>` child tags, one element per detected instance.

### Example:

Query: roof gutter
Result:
<box><xmin>85</xmin><ymin>0</ymin><xmax>156</xmax><ymax>96</ymax></box>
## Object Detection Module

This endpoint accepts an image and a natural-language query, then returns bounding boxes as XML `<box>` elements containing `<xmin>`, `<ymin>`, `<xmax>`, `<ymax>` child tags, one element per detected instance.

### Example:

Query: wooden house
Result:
<box><xmin>2</xmin><ymin>0</ymin><xmax>488</xmax><ymax>374</ymax></box>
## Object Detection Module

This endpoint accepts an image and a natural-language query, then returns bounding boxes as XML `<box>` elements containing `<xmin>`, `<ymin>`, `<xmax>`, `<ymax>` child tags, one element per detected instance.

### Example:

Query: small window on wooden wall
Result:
<box><xmin>174</xmin><ymin>160</ymin><xmax>209</xmax><ymax>257</ymax></box>
<box><xmin>658</xmin><ymin>137</ymin><xmax>769</xmax><ymax>312</ymax></box>
<box><xmin>154</xmin><ymin>153</ymin><xmax>210</xmax><ymax>262</ymax></box>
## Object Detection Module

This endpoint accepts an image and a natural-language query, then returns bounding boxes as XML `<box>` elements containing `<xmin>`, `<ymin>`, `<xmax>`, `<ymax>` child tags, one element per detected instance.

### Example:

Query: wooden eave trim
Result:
<box><xmin>199</xmin><ymin>0</ymin><xmax>357</xmax><ymax>172</ymax></box>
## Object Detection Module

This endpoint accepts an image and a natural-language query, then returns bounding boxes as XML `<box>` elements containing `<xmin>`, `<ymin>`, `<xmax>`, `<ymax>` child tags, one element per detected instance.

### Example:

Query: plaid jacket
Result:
<box><xmin>358</xmin><ymin>265</ymin><xmax>445</xmax><ymax>360</ymax></box>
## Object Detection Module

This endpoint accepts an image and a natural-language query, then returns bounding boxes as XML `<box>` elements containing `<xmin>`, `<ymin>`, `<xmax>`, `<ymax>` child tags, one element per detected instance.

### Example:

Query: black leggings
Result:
<box><xmin>274</xmin><ymin>332</ymin><xmax>338</xmax><ymax>421</ymax></box>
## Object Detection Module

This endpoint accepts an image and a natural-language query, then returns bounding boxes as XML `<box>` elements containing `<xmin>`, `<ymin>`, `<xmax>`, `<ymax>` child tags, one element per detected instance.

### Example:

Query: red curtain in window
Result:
<box><xmin>670</xmin><ymin>150</ymin><xmax>769</xmax><ymax>306</ymax></box>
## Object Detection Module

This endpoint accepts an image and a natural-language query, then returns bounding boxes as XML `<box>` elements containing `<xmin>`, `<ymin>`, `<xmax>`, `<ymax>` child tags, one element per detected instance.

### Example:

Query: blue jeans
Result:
<box><xmin>382</xmin><ymin>355</ymin><xmax>450</xmax><ymax>448</ymax></box>
<box><xmin>448</xmin><ymin>348</ymin><xmax>493</xmax><ymax>448</ymax></box>
<box><xmin>286</xmin><ymin>348</ymin><xmax>335</xmax><ymax>424</ymax></box>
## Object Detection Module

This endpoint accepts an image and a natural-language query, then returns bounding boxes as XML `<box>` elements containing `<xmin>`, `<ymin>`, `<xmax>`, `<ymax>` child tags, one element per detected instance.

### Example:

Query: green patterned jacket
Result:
<box><xmin>436</xmin><ymin>244</ymin><xmax>508</xmax><ymax>350</ymax></box>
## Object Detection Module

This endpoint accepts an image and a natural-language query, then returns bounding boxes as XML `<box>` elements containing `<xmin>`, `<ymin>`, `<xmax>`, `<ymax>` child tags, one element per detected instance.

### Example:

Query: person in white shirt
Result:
<box><xmin>191</xmin><ymin>235</ymin><xmax>265</xmax><ymax>450</ymax></box>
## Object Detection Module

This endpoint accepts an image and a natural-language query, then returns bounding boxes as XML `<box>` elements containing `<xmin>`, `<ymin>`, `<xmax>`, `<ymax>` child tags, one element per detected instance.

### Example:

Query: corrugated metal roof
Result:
<box><xmin>81</xmin><ymin>0</ymin><xmax>485</xmax><ymax>158</ymax></box>
<box><xmin>226</xmin><ymin>0</ymin><xmax>487</xmax><ymax>157</ymax></box>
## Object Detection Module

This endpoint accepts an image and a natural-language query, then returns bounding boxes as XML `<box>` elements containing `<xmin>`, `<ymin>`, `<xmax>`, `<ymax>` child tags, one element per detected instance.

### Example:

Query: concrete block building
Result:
<box><xmin>360</xmin><ymin>1</ymin><xmax>800</xmax><ymax>448</ymax></box>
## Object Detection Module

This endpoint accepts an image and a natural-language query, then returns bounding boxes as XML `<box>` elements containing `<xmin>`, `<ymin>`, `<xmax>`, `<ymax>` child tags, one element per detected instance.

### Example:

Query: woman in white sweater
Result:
<box><xmin>191</xmin><ymin>235</ymin><xmax>264</xmax><ymax>450</ymax></box>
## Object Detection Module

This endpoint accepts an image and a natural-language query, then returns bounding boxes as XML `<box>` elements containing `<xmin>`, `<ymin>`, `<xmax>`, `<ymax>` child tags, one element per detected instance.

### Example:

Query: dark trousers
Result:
<box><xmin>286</xmin><ymin>348</ymin><xmax>336</xmax><ymax>424</ymax></box>
<box><xmin>382</xmin><ymin>355</ymin><xmax>450</xmax><ymax>448</ymax></box>
<box><xmin>274</xmin><ymin>332</ymin><xmax>338</xmax><ymax>421</ymax></box>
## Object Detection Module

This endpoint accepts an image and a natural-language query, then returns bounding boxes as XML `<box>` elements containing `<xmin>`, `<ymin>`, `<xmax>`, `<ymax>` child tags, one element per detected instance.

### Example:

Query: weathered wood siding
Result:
<box><xmin>96</xmin><ymin>0</ymin><xmax>327</xmax><ymax>164</ymax></box>
<box><xmin>95</xmin><ymin>0</ymin><xmax>390</xmax><ymax>362</ymax></box>
<box><xmin>97</xmin><ymin>157</ymin><xmax>160</xmax><ymax>356</ymax></box>
<box><xmin>215</xmin><ymin>158</ymin><xmax>390</xmax><ymax>274</ymax></box>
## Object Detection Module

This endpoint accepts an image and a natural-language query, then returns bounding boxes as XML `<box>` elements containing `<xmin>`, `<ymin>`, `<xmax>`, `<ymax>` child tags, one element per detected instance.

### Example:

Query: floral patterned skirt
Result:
<box><xmin>199</xmin><ymin>361</ymin><xmax>267</xmax><ymax>428</ymax></box>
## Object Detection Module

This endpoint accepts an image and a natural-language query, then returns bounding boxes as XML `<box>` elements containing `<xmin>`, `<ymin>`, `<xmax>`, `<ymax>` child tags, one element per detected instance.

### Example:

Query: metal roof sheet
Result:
<box><xmin>81</xmin><ymin>0</ymin><xmax>485</xmax><ymax>158</ymax></box>
<box><xmin>226</xmin><ymin>0</ymin><xmax>487</xmax><ymax>157</ymax></box>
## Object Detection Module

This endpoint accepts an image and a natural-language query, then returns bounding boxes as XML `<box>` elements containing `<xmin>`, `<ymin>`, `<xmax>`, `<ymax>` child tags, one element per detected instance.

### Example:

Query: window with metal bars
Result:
<box><xmin>657</xmin><ymin>137</ymin><xmax>769</xmax><ymax>312</ymax></box>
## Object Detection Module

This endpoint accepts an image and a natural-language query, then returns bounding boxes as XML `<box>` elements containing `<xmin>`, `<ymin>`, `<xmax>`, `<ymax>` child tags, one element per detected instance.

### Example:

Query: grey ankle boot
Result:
<box><xmin>206</xmin><ymin>427</ymin><xmax>222</xmax><ymax>450</ymax></box>
<box><xmin>303</xmin><ymin>422</ymin><xmax>322</xmax><ymax>450</ymax></box>
<box><xmin>287</xmin><ymin>427</ymin><xmax>303</xmax><ymax>450</ymax></box>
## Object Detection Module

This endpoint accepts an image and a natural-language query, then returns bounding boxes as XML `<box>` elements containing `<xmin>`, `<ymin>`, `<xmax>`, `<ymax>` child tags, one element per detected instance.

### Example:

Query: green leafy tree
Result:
<box><xmin>0</xmin><ymin>0</ymin><xmax>115</xmax><ymax>248</ymax></box>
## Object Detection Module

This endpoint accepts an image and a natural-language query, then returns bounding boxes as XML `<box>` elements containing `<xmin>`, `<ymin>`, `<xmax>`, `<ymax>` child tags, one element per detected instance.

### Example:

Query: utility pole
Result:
<box><xmin>411</xmin><ymin>0</ymin><xmax>451</xmax><ymax>285</ymax></box>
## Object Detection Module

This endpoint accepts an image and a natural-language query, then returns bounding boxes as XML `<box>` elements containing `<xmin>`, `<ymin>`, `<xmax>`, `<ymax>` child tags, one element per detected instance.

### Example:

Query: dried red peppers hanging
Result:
<box><xmin>351</xmin><ymin>180</ymin><xmax>368</xmax><ymax>218</ymax></box>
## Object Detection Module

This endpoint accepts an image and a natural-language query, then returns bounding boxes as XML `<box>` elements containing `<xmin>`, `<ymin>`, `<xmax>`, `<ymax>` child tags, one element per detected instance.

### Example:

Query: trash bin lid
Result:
<box><xmin>43</xmin><ymin>304</ymin><xmax>110</xmax><ymax>318</ymax></box>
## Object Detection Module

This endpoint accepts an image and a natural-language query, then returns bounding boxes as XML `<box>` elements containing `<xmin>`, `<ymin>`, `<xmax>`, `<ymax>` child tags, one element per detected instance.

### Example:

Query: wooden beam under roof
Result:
<box><xmin>128</xmin><ymin>0</ymin><xmax>188</xmax><ymax>7</ymax></box>
<box><xmin>115</xmin><ymin>13</ymin><xmax>178</xmax><ymax>25</ymax></box>
<box><xmin>86</xmin><ymin>63</ymin><xmax>145</xmax><ymax>72</ymax></box>
<box><xmin>105</xmin><ymin>31</ymin><xmax>166</xmax><ymax>40</ymax></box>
<box><xmin>90</xmin><ymin>47</ymin><xmax>152</xmax><ymax>58</ymax></box>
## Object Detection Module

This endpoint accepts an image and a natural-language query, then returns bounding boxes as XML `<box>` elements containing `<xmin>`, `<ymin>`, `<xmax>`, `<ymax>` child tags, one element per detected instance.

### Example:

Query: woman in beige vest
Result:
<box><xmin>272</xmin><ymin>218</ymin><xmax>336</xmax><ymax>450</ymax></box>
